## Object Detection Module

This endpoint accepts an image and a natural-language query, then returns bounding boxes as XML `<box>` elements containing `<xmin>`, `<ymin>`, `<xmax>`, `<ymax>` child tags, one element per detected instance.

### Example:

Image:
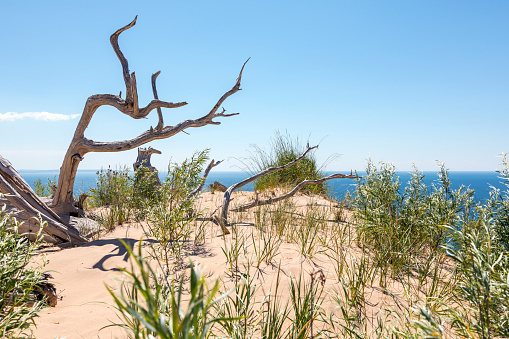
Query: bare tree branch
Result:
<box><xmin>110</xmin><ymin>16</ymin><xmax>138</xmax><ymax>107</ymax></box>
<box><xmin>231</xmin><ymin>173</ymin><xmax>357</xmax><ymax>212</ymax></box>
<box><xmin>151</xmin><ymin>71</ymin><xmax>164</xmax><ymax>131</ymax></box>
<box><xmin>79</xmin><ymin>61</ymin><xmax>248</xmax><ymax>154</ymax></box>
<box><xmin>186</xmin><ymin>159</ymin><xmax>223</xmax><ymax>202</ymax></box>
<box><xmin>218</xmin><ymin>144</ymin><xmax>319</xmax><ymax>228</ymax></box>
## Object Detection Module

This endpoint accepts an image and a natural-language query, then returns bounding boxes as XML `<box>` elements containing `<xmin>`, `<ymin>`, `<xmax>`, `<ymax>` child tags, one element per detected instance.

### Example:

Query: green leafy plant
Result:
<box><xmin>108</xmin><ymin>240</ymin><xmax>233</xmax><ymax>338</ymax></box>
<box><xmin>351</xmin><ymin>160</ymin><xmax>474</xmax><ymax>283</ymax></box>
<box><xmin>288</xmin><ymin>270</ymin><xmax>326</xmax><ymax>339</ymax></box>
<box><xmin>445</xmin><ymin>215</ymin><xmax>509</xmax><ymax>338</ymax></box>
<box><xmin>214</xmin><ymin>262</ymin><xmax>257</xmax><ymax>339</ymax></box>
<box><xmin>0</xmin><ymin>200</ymin><xmax>50</xmax><ymax>338</ymax></box>
<box><xmin>90</xmin><ymin>166</ymin><xmax>132</xmax><ymax>207</ymax></box>
<box><xmin>259</xmin><ymin>267</ymin><xmax>290</xmax><ymax>339</ymax></box>
<box><xmin>147</xmin><ymin>149</ymin><xmax>210</xmax><ymax>273</ymax></box>
<box><xmin>33</xmin><ymin>176</ymin><xmax>57</xmax><ymax>197</ymax></box>
<box><xmin>131</xmin><ymin>166</ymin><xmax>162</xmax><ymax>219</ymax></box>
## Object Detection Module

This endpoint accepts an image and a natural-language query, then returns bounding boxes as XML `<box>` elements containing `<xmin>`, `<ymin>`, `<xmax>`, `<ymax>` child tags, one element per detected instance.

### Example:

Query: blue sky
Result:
<box><xmin>0</xmin><ymin>1</ymin><xmax>507</xmax><ymax>172</ymax></box>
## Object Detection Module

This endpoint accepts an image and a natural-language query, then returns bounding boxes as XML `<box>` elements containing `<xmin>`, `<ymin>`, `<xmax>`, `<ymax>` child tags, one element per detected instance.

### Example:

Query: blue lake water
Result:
<box><xmin>18</xmin><ymin>169</ymin><xmax>508</xmax><ymax>203</ymax></box>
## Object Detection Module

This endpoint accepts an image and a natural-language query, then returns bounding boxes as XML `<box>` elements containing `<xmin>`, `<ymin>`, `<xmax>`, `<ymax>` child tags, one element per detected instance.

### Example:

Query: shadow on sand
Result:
<box><xmin>79</xmin><ymin>237</ymin><xmax>158</xmax><ymax>272</ymax></box>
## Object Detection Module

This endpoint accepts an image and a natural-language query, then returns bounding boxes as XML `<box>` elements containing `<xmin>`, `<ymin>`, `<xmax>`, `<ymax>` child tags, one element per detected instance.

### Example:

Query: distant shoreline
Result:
<box><xmin>17</xmin><ymin>170</ymin><xmax>507</xmax><ymax>203</ymax></box>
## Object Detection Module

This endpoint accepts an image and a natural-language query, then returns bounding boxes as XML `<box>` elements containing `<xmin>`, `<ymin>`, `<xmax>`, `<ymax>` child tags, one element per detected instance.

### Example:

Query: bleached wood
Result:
<box><xmin>133</xmin><ymin>147</ymin><xmax>161</xmax><ymax>171</ymax></box>
<box><xmin>50</xmin><ymin>17</ymin><xmax>248</xmax><ymax>214</ymax></box>
<box><xmin>186</xmin><ymin>159</ymin><xmax>223</xmax><ymax>202</ymax></box>
<box><xmin>231</xmin><ymin>173</ymin><xmax>357</xmax><ymax>212</ymax></box>
<box><xmin>0</xmin><ymin>155</ymin><xmax>87</xmax><ymax>244</ymax></box>
<box><xmin>219</xmin><ymin>144</ymin><xmax>318</xmax><ymax>227</ymax></box>
<box><xmin>151</xmin><ymin>71</ymin><xmax>164</xmax><ymax>131</ymax></box>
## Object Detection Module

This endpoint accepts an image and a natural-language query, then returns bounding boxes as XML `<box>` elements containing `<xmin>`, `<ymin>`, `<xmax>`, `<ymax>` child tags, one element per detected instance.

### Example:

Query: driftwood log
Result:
<box><xmin>218</xmin><ymin>144</ymin><xmax>318</xmax><ymax>228</ymax></box>
<box><xmin>231</xmin><ymin>173</ymin><xmax>357</xmax><ymax>212</ymax></box>
<box><xmin>215</xmin><ymin>145</ymin><xmax>357</xmax><ymax>233</ymax></box>
<box><xmin>49</xmin><ymin>16</ymin><xmax>248</xmax><ymax>215</ymax></box>
<box><xmin>0</xmin><ymin>155</ymin><xmax>86</xmax><ymax>244</ymax></box>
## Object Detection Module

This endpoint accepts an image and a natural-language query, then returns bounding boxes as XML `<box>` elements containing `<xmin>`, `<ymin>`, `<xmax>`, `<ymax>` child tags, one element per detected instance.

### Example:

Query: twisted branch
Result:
<box><xmin>231</xmin><ymin>173</ymin><xmax>357</xmax><ymax>212</ymax></box>
<box><xmin>218</xmin><ymin>144</ymin><xmax>319</xmax><ymax>228</ymax></box>
<box><xmin>110</xmin><ymin>16</ymin><xmax>138</xmax><ymax>109</ymax></box>
<box><xmin>79</xmin><ymin>59</ymin><xmax>249</xmax><ymax>153</ymax></box>
<box><xmin>151</xmin><ymin>71</ymin><xmax>164</xmax><ymax>131</ymax></box>
<box><xmin>186</xmin><ymin>159</ymin><xmax>223</xmax><ymax>202</ymax></box>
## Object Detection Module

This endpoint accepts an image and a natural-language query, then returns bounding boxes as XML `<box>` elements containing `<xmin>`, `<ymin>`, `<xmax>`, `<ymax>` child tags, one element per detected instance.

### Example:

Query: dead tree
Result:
<box><xmin>216</xmin><ymin>145</ymin><xmax>357</xmax><ymax>232</ymax></box>
<box><xmin>133</xmin><ymin>146</ymin><xmax>161</xmax><ymax>171</ymax></box>
<box><xmin>49</xmin><ymin>16</ymin><xmax>248</xmax><ymax>215</ymax></box>
<box><xmin>218</xmin><ymin>145</ymin><xmax>317</xmax><ymax>229</ymax></box>
<box><xmin>133</xmin><ymin>146</ymin><xmax>162</xmax><ymax>186</ymax></box>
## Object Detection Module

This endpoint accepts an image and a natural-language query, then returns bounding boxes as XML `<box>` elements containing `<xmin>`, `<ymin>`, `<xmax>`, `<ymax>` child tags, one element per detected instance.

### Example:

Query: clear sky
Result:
<box><xmin>0</xmin><ymin>1</ymin><xmax>508</xmax><ymax>172</ymax></box>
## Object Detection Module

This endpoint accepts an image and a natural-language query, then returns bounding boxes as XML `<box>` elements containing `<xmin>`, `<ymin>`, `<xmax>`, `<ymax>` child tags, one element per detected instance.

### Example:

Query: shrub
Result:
<box><xmin>147</xmin><ymin>149</ymin><xmax>210</xmax><ymax>272</ymax></box>
<box><xmin>89</xmin><ymin>166</ymin><xmax>132</xmax><ymax>207</ymax></box>
<box><xmin>442</xmin><ymin>155</ymin><xmax>509</xmax><ymax>338</ymax></box>
<box><xmin>485</xmin><ymin>153</ymin><xmax>509</xmax><ymax>252</ymax></box>
<box><xmin>351</xmin><ymin>160</ymin><xmax>475</xmax><ymax>282</ymax></box>
<box><xmin>131</xmin><ymin>166</ymin><xmax>162</xmax><ymax>219</ymax></box>
<box><xmin>445</xmin><ymin>217</ymin><xmax>509</xmax><ymax>338</ymax></box>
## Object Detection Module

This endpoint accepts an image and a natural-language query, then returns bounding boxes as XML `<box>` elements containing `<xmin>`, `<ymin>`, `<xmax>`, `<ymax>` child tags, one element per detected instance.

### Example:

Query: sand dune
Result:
<box><xmin>32</xmin><ymin>191</ymin><xmax>412</xmax><ymax>338</ymax></box>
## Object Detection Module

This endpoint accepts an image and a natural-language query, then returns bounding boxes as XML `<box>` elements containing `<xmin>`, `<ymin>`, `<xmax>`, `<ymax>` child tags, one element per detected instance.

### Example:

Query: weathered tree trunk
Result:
<box><xmin>133</xmin><ymin>146</ymin><xmax>161</xmax><ymax>171</ymax></box>
<box><xmin>133</xmin><ymin>146</ymin><xmax>162</xmax><ymax>186</ymax></box>
<box><xmin>49</xmin><ymin>16</ymin><xmax>248</xmax><ymax>215</ymax></box>
<box><xmin>0</xmin><ymin>155</ymin><xmax>87</xmax><ymax>244</ymax></box>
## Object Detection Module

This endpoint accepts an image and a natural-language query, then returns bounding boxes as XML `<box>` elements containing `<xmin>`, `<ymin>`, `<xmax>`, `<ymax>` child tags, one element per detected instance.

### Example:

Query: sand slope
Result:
<box><xmin>31</xmin><ymin>191</ymin><xmax>411</xmax><ymax>338</ymax></box>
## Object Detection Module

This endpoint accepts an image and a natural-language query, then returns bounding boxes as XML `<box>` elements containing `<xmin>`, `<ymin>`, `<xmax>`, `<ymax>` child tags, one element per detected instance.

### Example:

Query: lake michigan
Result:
<box><xmin>17</xmin><ymin>170</ymin><xmax>508</xmax><ymax>203</ymax></box>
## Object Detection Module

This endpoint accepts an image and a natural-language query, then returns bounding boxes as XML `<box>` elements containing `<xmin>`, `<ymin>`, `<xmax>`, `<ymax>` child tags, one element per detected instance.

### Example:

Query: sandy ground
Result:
<box><xmin>31</xmin><ymin>191</ymin><xmax>414</xmax><ymax>338</ymax></box>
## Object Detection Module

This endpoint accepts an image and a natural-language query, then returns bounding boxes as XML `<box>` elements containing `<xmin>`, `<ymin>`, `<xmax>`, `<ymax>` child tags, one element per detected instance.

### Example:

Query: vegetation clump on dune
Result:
<box><xmin>247</xmin><ymin>131</ymin><xmax>329</xmax><ymax>195</ymax></box>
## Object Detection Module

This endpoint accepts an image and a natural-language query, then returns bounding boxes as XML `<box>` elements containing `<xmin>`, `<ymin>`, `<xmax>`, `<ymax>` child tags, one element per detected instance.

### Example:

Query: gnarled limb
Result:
<box><xmin>231</xmin><ymin>173</ymin><xmax>357</xmax><ymax>212</ymax></box>
<box><xmin>151</xmin><ymin>71</ymin><xmax>164</xmax><ymax>131</ymax></box>
<box><xmin>50</xmin><ymin>17</ymin><xmax>248</xmax><ymax>214</ymax></box>
<box><xmin>218</xmin><ymin>144</ymin><xmax>318</xmax><ymax>229</ymax></box>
